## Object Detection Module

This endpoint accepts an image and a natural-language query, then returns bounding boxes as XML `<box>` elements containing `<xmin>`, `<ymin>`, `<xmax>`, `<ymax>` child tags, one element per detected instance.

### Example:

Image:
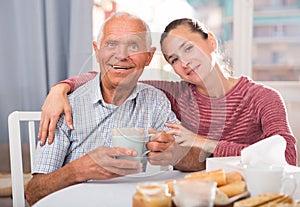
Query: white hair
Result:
<box><xmin>96</xmin><ymin>12</ymin><xmax>152</xmax><ymax>50</ymax></box>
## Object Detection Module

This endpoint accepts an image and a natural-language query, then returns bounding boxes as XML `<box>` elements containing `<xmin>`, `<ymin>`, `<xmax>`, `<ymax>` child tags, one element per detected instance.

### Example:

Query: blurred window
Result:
<box><xmin>92</xmin><ymin>0</ymin><xmax>300</xmax><ymax>82</ymax></box>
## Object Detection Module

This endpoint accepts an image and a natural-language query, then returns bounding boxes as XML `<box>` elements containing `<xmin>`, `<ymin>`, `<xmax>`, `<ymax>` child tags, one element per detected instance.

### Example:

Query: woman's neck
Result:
<box><xmin>196</xmin><ymin>65</ymin><xmax>238</xmax><ymax>98</ymax></box>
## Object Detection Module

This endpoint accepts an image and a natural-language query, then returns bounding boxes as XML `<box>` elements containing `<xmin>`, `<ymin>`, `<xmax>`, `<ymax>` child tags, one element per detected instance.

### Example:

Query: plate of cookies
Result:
<box><xmin>186</xmin><ymin>169</ymin><xmax>250</xmax><ymax>205</ymax></box>
<box><xmin>165</xmin><ymin>169</ymin><xmax>250</xmax><ymax>206</ymax></box>
<box><xmin>233</xmin><ymin>193</ymin><xmax>298</xmax><ymax>207</ymax></box>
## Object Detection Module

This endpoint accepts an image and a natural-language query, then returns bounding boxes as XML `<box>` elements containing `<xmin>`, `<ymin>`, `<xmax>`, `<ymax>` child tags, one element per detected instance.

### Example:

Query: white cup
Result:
<box><xmin>290</xmin><ymin>171</ymin><xmax>300</xmax><ymax>200</ymax></box>
<box><xmin>243</xmin><ymin>164</ymin><xmax>297</xmax><ymax>197</ymax></box>
<box><xmin>172</xmin><ymin>179</ymin><xmax>217</xmax><ymax>207</ymax></box>
<box><xmin>111</xmin><ymin>128</ymin><xmax>153</xmax><ymax>161</ymax></box>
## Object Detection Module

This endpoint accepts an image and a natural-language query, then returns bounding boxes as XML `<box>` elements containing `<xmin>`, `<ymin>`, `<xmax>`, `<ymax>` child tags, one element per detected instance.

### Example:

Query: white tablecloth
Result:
<box><xmin>33</xmin><ymin>170</ymin><xmax>187</xmax><ymax>207</ymax></box>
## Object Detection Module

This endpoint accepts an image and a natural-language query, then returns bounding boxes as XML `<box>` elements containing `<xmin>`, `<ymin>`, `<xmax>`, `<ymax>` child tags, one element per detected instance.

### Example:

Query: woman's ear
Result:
<box><xmin>208</xmin><ymin>32</ymin><xmax>218</xmax><ymax>52</ymax></box>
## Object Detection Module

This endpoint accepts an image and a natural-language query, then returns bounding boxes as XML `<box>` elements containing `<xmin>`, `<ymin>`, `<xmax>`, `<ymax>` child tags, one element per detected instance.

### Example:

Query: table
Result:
<box><xmin>33</xmin><ymin>170</ymin><xmax>188</xmax><ymax>207</ymax></box>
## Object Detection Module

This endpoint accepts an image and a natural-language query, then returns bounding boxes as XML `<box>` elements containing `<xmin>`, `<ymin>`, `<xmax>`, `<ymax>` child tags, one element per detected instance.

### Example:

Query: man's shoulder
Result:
<box><xmin>67</xmin><ymin>74</ymin><xmax>99</xmax><ymax>103</ymax></box>
<box><xmin>136</xmin><ymin>82</ymin><xmax>166</xmax><ymax>96</ymax></box>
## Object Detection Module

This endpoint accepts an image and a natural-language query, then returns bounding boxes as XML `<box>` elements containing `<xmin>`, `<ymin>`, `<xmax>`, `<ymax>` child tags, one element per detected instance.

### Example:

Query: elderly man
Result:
<box><xmin>25</xmin><ymin>12</ymin><xmax>181</xmax><ymax>205</ymax></box>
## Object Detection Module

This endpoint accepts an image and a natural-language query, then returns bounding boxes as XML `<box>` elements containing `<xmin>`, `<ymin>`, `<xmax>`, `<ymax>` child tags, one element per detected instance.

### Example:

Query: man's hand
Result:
<box><xmin>87</xmin><ymin>146</ymin><xmax>143</xmax><ymax>178</ymax></box>
<box><xmin>146</xmin><ymin>130</ymin><xmax>186</xmax><ymax>166</ymax></box>
<box><xmin>38</xmin><ymin>83</ymin><xmax>72</xmax><ymax>146</ymax></box>
<box><xmin>26</xmin><ymin>146</ymin><xmax>142</xmax><ymax>206</ymax></box>
<box><xmin>161</xmin><ymin>122</ymin><xmax>218</xmax><ymax>171</ymax></box>
<box><xmin>146</xmin><ymin>123</ymin><xmax>219</xmax><ymax>172</ymax></box>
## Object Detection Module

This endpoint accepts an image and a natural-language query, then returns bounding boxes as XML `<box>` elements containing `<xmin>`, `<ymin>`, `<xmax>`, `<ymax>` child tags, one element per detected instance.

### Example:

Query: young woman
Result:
<box><xmin>39</xmin><ymin>18</ymin><xmax>297</xmax><ymax>166</ymax></box>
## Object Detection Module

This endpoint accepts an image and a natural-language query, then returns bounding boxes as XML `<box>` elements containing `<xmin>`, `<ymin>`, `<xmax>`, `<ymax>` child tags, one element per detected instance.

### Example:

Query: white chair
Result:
<box><xmin>8</xmin><ymin>111</ymin><xmax>41</xmax><ymax>207</ymax></box>
<box><xmin>7</xmin><ymin>111</ymin><xmax>172</xmax><ymax>206</ymax></box>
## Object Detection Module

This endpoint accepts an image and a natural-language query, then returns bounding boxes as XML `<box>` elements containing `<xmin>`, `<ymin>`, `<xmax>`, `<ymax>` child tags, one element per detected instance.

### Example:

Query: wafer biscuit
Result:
<box><xmin>233</xmin><ymin>193</ymin><xmax>283</xmax><ymax>207</ymax></box>
<box><xmin>259</xmin><ymin>194</ymin><xmax>293</xmax><ymax>207</ymax></box>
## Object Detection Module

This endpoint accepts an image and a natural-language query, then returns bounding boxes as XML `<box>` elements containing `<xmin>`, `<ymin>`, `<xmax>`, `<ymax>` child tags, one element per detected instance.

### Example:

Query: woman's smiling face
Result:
<box><xmin>162</xmin><ymin>24</ymin><xmax>217</xmax><ymax>85</ymax></box>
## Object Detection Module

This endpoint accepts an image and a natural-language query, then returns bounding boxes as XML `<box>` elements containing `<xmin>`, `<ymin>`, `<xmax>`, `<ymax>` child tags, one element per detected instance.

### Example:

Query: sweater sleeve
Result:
<box><xmin>214</xmin><ymin>87</ymin><xmax>297</xmax><ymax>166</ymax></box>
<box><xmin>258</xmin><ymin>88</ymin><xmax>297</xmax><ymax>165</ymax></box>
<box><xmin>58</xmin><ymin>71</ymin><xmax>98</xmax><ymax>93</ymax></box>
<box><xmin>214</xmin><ymin>141</ymin><xmax>249</xmax><ymax>158</ymax></box>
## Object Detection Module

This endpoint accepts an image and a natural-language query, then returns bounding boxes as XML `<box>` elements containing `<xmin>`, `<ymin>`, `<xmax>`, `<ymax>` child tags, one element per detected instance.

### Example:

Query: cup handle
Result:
<box><xmin>281</xmin><ymin>174</ymin><xmax>297</xmax><ymax>196</ymax></box>
<box><xmin>146</xmin><ymin>133</ymin><xmax>155</xmax><ymax>140</ymax></box>
<box><xmin>141</xmin><ymin>150</ymin><xmax>151</xmax><ymax>157</ymax></box>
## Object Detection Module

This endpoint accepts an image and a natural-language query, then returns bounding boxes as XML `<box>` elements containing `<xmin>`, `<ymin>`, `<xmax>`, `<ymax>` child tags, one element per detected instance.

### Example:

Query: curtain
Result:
<box><xmin>0</xmin><ymin>0</ymin><xmax>93</xmax><ymax>143</ymax></box>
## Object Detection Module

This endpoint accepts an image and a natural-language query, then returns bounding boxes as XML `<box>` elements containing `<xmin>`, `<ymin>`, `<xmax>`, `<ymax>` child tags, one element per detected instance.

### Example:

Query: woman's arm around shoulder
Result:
<box><xmin>38</xmin><ymin>71</ymin><xmax>97</xmax><ymax>145</ymax></box>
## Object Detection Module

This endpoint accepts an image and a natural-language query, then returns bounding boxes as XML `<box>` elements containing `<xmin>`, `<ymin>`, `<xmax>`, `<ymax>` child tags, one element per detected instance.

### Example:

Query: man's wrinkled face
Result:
<box><xmin>93</xmin><ymin>17</ymin><xmax>154</xmax><ymax>89</ymax></box>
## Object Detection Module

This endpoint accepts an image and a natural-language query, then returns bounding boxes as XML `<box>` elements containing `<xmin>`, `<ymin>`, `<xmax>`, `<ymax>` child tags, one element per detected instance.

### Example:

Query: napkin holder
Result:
<box><xmin>207</xmin><ymin>135</ymin><xmax>289</xmax><ymax>174</ymax></box>
<box><xmin>206</xmin><ymin>156</ymin><xmax>243</xmax><ymax>174</ymax></box>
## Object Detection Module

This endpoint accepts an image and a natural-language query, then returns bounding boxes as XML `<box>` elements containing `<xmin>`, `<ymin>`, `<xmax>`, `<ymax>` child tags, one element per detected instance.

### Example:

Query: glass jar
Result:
<box><xmin>132</xmin><ymin>182</ymin><xmax>172</xmax><ymax>207</ymax></box>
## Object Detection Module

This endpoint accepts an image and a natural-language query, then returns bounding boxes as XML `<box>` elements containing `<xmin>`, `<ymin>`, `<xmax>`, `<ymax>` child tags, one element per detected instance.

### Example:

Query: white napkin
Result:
<box><xmin>241</xmin><ymin>135</ymin><xmax>300</xmax><ymax>200</ymax></box>
<box><xmin>241</xmin><ymin>134</ymin><xmax>288</xmax><ymax>166</ymax></box>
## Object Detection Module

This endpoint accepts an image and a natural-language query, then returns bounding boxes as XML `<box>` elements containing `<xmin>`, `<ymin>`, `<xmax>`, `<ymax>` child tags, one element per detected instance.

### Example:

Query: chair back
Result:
<box><xmin>8</xmin><ymin>111</ymin><xmax>41</xmax><ymax>207</ymax></box>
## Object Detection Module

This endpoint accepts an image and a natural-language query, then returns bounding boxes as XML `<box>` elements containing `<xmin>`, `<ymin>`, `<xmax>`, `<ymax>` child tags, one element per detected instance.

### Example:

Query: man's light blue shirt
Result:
<box><xmin>33</xmin><ymin>73</ymin><xmax>180</xmax><ymax>173</ymax></box>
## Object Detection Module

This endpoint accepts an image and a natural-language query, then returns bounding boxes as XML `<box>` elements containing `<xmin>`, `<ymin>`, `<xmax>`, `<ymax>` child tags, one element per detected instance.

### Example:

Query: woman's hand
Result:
<box><xmin>38</xmin><ymin>83</ymin><xmax>73</xmax><ymax>146</ymax></box>
<box><xmin>163</xmin><ymin>123</ymin><xmax>218</xmax><ymax>171</ymax></box>
<box><xmin>165</xmin><ymin>122</ymin><xmax>218</xmax><ymax>154</ymax></box>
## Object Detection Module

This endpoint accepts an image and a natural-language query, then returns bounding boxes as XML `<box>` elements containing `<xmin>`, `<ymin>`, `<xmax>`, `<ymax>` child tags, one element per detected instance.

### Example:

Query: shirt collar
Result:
<box><xmin>90</xmin><ymin>73</ymin><xmax>103</xmax><ymax>104</ymax></box>
<box><xmin>90</xmin><ymin>73</ymin><xmax>149</xmax><ymax>105</ymax></box>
